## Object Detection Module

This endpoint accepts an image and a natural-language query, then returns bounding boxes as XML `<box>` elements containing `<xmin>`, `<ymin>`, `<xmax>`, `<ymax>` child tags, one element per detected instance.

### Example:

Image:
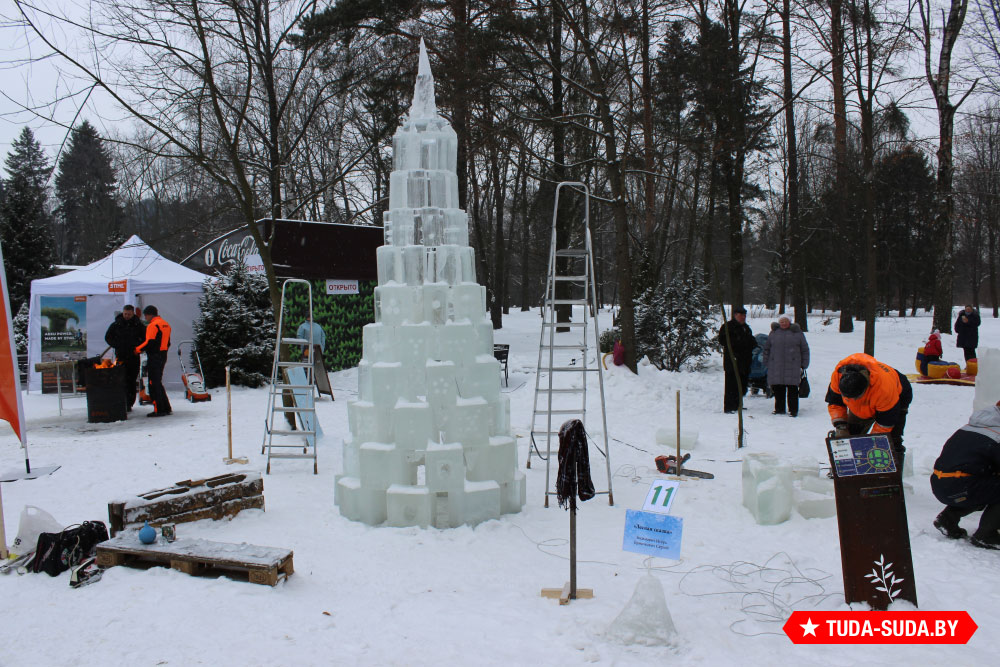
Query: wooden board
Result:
<box><xmin>311</xmin><ymin>345</ymin><xmax>334</xmax><ymax>398</ymax></box>
<box><xmin>96</xmin><ymin>534</ymin><xmax>293</xmax><ymax>586</ymax></box>
<box><xmin>109</xmin><ymin>471</ymin><xmax>265</xmax><ymax>536</ymax></box>
<box><xmin>905</xmin><ymin>373</ymin><xmax>975</xmax><ymax>386</ymax></box>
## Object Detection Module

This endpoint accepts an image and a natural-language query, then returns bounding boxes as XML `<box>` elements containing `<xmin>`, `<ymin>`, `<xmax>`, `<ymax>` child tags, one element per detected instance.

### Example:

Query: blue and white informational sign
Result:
<box><xmin>622</xmin><ymin>510</ymin><xmax>683</xmax><ymax>560</ymax></box>
<box><xmin>642</xmin><ymin>480</ymin><xmax>680</xmax><ymax>515</ymax></box>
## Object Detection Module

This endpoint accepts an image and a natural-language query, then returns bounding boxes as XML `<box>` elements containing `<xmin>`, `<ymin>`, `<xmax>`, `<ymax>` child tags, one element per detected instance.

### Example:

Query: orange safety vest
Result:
<box><xmin>827</xmin><ymin>353</ymin><xmax>902</xmax><ymax>434</ymax></box>
<box><xmin>136</xmin><ymin>316</ymin><xmax>171</xmax><ymax>354</ymax></box>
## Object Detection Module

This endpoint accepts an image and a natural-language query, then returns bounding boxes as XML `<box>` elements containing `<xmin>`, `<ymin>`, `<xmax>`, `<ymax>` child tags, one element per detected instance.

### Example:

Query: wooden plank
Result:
<box><xmin>109</xmin><ymin>473</ymin><xmax>264</xmax><ymax>535</ymax></box>
<box><xmin>96</xmin><ymin>535</ymin><xmax>293</xmax><ymax>586</ymax></box>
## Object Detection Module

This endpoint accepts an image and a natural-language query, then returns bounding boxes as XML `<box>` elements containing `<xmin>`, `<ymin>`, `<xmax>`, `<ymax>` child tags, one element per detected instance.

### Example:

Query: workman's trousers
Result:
<box><xmin>723</xmin><ymin>367</ymin><xmax>750</xmax><ymax>413</ymax></box>
<box><xmin>146</xmin><ymin>352</ymin><xmax>172</xmax><ymax>415</ymax></box>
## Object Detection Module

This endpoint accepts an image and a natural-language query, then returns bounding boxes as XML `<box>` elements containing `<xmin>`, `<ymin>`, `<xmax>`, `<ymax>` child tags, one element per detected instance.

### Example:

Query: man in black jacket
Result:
<box><xmin>931</xmin><ymin>401</ymin><xmax>1000</xmax><ymax>550</ymax></box>
<box><xmin>718</xmin><ymin>305</ymin><xmax>755</xmax><ymax>413</ymax></box>
<box><xmin>954</xmin><ymin>305</ymin><xmax>981</xmax><ymax>363</ymax></box>
<box><xmin>104</xmin><ymin>304</ymin><xmax>145</xmax><ymax>410</ymax></box>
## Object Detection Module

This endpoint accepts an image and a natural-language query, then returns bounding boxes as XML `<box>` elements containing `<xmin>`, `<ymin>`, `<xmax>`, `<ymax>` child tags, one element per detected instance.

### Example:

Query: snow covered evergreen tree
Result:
<box><xmin>633</xmin><ymin>274</ymin><xmax>714</xmax><ymax>371</ymax></box>
<box><xmin>0</xmin><ymin>127</ymin><xmax>54</xmax><ymax>314</ymax></box>
<box><xmin>13</xmin><ymin>302</ymin><xmax>28</xmax><ymax>355</ymax></box>
<box><xmin>194</xmin><ymin>261</ymin><xmax>275</xmax><ymax>387</ymax></box>
<box><xmin>54</xmin><ymin>121</ymin><xmax>121</xmax><ymax>264</ymax></box>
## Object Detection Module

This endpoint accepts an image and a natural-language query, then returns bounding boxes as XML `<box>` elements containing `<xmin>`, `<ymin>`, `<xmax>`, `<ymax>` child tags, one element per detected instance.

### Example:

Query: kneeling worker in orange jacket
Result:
<box><xmin>135</xmin><ymin>305</ymin><xmax>172</xmax><ymax>417</ymax></box>
<box><xmin>825</xmin><ymin>353</ymin><xmax>913</xmax><ymax>459</ymax></box>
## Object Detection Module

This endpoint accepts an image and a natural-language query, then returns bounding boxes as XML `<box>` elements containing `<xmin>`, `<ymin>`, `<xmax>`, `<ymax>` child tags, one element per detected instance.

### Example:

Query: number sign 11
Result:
<box><xmin>643</xmin><ymin>480</ymin><xmax>680</xmax><ymax>515</ymax></box>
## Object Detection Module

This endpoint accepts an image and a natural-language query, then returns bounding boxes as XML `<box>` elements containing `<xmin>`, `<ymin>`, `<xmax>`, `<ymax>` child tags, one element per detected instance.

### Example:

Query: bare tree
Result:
<box><xmin>12</xmin><ymin>0</ymin><xmax>348</xmax><ymax>314</ymax></box>
<box><xmin>916</xmin><ymin>0</ymin><xmax>978</xmax><ymax>333</ymax></box>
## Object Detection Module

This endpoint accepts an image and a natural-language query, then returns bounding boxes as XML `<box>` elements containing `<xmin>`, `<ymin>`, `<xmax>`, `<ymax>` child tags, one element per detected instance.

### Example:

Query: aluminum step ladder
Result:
<box><xmin>528</xmin><ymin>182</ymin><xmax>613</xmax><ymax>507</ymax></box>
<box><xmin>263</xmin><ymin>279</ymin><xmax>318</xmax><ymax>474</ymax></box>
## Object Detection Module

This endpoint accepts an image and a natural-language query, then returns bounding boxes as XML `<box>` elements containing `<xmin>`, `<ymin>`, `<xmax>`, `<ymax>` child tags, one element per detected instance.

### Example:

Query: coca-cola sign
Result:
<box><xmin>181</xmin><ymin>219</ymin><xmax>381</xmax><ymax>280</ymax></box>
<box><xmin>182</xmin><ymin>226</ymin><xmax>259</xmax><ymax>274</ymax></box>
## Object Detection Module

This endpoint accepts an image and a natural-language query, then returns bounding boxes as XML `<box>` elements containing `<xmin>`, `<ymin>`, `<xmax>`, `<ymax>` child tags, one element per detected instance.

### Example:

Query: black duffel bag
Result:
<box><xmin>31</xmin><ymin>521</ymin><xmax>110</xmax><ymax>577</ymax></box>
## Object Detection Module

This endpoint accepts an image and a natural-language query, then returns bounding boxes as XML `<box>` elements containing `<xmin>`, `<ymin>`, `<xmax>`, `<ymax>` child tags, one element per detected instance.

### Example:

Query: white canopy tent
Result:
<box><xmin>27</xmin><ymin>236</ymin><xmax>209</xmax><ymax>391</ymax></box>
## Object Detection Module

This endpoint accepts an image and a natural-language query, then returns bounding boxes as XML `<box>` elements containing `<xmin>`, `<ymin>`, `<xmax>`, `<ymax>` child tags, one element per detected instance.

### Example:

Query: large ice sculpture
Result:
<box><xmin>973</xmin><ymin>348</ymin><xmax>1000</xmax><ymax>412</ymax></box>
<box><xmin>335</xmin><ymin>40</ymin><xmax>525</xmax><ymax>527</ymax></box>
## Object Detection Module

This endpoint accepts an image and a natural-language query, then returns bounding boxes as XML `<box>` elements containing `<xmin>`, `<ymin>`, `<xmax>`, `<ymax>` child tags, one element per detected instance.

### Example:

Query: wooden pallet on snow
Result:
<box><xmin>108</xmin><ymin>471</ymin><xmax>265</xmax><ymax>536</ymax></box>
<box><xmin>96</xmin><ymin>534</ymin><xmax>293</xmax><ymax>586</ymax></box>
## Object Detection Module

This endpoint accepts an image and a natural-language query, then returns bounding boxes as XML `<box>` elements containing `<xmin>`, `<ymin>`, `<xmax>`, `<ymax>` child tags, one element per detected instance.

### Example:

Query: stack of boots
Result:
<box><xmin>970</xmin><ymin>504</ymin><xmax>1000</xmax><ymax>550</ymax></box>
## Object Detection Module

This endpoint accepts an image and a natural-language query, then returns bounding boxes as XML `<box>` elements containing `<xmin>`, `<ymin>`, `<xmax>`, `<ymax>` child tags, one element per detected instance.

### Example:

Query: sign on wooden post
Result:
<box><xmin>826</xmin><ymin>435</ymin><xmax>917</xmax><ymax>609</ymax></box>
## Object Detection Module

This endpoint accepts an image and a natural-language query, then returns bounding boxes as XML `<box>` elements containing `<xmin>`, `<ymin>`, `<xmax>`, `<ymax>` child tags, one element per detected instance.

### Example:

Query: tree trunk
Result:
<box><xmin>784</xmin><ymin>0</ymin><xmax>806</xmax><ymax>331</ymax></box>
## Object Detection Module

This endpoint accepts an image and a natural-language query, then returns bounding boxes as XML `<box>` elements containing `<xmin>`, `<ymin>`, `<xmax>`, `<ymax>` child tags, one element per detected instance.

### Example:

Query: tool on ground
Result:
<box><xmin>177</xmin><ymin>340</ymin><xmax>211</xmax><ymax>402</ymax></box>
<box><xmin>655</xmin><ymin>453</ymin><xmax>715</xmax><ymax>479</ymax></box>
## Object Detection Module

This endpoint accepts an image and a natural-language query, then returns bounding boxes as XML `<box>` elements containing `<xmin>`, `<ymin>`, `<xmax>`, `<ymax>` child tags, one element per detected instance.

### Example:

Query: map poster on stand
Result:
<box><xmin>622</xmin><ymin>509</ymin><xmax>683</xmax><ymax>560</ymax></box>
<box><xmin>829</xmin><ymin>436</ymin><xmax>897</xmax><ymax>477</ymax></box>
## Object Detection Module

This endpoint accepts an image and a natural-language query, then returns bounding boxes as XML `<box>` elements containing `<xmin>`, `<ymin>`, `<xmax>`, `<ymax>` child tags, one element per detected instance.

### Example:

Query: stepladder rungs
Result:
<box><xmin>529</xmin><ymin>182</ymin><xmax>612</xmax><ymax>509</ymax></box>
<box><xmin>264</xmin><ymin>279</ymin><xmax>319</xmax><ymax>475</ymax></box>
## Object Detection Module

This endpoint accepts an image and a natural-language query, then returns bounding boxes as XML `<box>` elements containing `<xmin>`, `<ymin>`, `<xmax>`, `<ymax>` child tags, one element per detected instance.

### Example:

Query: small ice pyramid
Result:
<box><xmin>335</xmin><ymin>40</ymin><xmax>526</xmax><ymax>527</ymax></box>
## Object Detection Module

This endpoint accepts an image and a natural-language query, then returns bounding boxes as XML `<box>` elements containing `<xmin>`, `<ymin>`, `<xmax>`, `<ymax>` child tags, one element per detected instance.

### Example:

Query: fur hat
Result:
<box><xmin>733</xmin><ymin>305</ymin><xmax>747</xmax><ymax>315</ymax></box>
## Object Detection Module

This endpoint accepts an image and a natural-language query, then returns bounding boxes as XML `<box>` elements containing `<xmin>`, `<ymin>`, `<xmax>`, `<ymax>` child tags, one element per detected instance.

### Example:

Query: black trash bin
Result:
<box><xmin>86</xmin><ymin>362</ymin><xmax>127</xmax><ymax>423</ymax></box>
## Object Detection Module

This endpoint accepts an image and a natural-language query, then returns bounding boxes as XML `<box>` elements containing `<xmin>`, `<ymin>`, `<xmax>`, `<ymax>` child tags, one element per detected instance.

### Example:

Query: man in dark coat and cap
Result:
<box><xmin>104</xmin><ymin>304</ymin><xmax>145</xmax><ymax>410</ymax></box>
<box><xmin>718</xmin><ymin>306</ymin><xmax>755</xmax><ymax>413</ymax></box>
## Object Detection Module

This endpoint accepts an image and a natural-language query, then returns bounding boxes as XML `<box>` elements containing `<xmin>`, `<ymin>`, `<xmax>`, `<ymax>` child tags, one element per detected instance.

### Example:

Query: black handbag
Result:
<box><xmin>799</xmin><ymin>370</ymin><xmax>811</xmax><ymax>399</ymax></box>
<box><xmin>31</xmin><ymin>521</ymin><xmax>109</xmax><ymax>577</ymax></box>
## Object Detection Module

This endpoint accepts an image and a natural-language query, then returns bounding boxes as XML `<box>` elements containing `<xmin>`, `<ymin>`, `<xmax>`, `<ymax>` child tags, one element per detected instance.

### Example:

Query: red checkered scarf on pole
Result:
<box><xmin>556</xmin><ymin>419</ymin><xmax>596</xmax><ymax>509</ymax></box>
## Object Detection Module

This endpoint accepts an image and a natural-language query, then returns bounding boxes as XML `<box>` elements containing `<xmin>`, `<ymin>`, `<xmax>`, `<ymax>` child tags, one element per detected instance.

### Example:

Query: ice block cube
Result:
<box><xmin>742</xmin><ymin>453</ymin><xmax>793</xmax><ymax>525</ymax></box>
<box><xmin>386</xmin><ymin>485</ymin><xmax>432</xmax><ymax>527</ymax></box>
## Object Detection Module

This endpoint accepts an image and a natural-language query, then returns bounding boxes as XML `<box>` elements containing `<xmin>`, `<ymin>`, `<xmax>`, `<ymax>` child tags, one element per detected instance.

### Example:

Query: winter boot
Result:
<box><xmin>934</xmin><ymin>506</ymin><xmax>972</xmax><ymax>539</ymax></box>
<box><xmin>970</xmin><ymin>504</ymin><xmax>1000</xmax><ymax>550</ymax></box>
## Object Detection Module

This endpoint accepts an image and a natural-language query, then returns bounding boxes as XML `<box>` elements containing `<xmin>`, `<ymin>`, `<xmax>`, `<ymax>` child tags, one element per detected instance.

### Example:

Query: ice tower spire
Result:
<box><xmin>408</xmin><ymin>38</ymin><xmax>438</xmax><ymax>120</ymax></box>
<box><xmin>334</xmin><ymin>38</ymin><xmax>525</xmax><ymax>528</ymax></box>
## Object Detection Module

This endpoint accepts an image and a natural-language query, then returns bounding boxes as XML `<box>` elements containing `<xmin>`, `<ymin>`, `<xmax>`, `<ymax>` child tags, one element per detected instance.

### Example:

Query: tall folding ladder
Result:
<box><xmin>263</xmin><ymin>279</ymin><xmax>318</xmax><ymax>474</ymax></box>
<box><xmin>528</xmin><ymin>182</ymin><xmax>613</xmax><ymax>507</ymax></box>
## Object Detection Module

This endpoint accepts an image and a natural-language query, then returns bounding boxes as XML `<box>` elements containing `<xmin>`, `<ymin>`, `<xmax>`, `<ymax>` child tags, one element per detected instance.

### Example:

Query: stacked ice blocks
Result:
<box><xmin>335</xmin><ymin>41</ymin><xmax>525</xmax><ymax>527</ymax></box>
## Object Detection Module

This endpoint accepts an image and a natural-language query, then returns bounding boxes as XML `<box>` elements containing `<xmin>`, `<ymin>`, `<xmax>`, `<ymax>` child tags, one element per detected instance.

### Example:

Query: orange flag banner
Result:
<box><xmin>0</xmin><ymin>241</ymin><xmax>26</xmax><ymax>445</ymax></box>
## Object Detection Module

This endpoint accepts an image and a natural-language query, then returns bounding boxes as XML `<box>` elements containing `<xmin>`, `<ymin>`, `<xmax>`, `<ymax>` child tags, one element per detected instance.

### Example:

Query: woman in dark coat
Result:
<box><xmin>955</xmin><ymin>305</ymin><xmax>981</xmax><ymax>362</ymax></box>
<box><xmin>763</xmin><ymin>314</ymin><xmax>810</xmax><ymax>417</ymax></box>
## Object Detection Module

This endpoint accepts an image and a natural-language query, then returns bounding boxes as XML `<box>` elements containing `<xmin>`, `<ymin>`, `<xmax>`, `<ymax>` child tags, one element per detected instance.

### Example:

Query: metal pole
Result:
<box><xmin>226</xmin><ymin>366</ymin><xmax>233</xmax><ymax>460</ymax></box>
<box><xmin>0</xmin><ymin>482</ymin><xmax>8</xmax><ymax>559</ymax></box>
<box><xmin>569</xmin><ymin>493</ymin><xmax>577</xmax><ymax>599</ymax></box>
<box><xmin>676</xmin><ymin>390</ymin><xmax>682</xmax><ymax>478</ymax></box>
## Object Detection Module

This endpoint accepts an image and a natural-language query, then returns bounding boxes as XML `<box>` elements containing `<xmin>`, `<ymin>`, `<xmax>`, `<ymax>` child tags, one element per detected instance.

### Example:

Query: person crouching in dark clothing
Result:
<box><xmin>931</xmin><ymin>402</ymin><xmax>1000</xmax><ymax>550</ymax></box>
<box><xmin>135</xmin><ymin>305</ymin><xmax>172</xmax><ymax>417</ymax></box>
<box><xmin>104</xmin><ymin>304</ymin><xmax>145</xmax><ymax>410</ymax></box>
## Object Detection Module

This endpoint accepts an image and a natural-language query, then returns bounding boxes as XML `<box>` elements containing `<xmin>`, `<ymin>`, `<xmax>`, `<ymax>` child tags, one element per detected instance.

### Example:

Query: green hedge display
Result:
<box><xmin>282</xmin><ymin>279</ymin><xmax>376</xmax><ymax>372</ymax></box>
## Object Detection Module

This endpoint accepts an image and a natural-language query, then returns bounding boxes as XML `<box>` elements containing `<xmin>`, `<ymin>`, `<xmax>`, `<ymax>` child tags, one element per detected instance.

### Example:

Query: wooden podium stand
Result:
<box><xmin>826</xmin><ymin>435</ymin><xmax>917</xmax><ymax>609</ymax></box>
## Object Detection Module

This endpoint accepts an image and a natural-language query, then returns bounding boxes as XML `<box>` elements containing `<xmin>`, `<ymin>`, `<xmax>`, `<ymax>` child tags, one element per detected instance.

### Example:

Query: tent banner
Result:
<box><xmin>40</xmin><ymin>295</ymin><xmax>88</xmax><ymax>364</ymax></box>
<box><xmin>108</xmin><ymin>279</ymin><xmax>127</xmax><ymax>292</ymax></box>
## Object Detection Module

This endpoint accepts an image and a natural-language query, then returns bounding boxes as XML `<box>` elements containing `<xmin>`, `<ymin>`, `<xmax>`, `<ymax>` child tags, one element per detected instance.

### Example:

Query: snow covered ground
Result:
<box><xmin>2</xmin><ymin>308</ymin><xmax>998</xmax><ymax>666</ymax></box>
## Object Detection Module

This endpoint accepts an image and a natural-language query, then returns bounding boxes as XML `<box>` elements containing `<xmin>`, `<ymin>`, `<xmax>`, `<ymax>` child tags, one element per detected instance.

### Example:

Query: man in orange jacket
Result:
<box><xmin>825</xmin><ymin>353</ymin><xmax>913</xmax><ymax>459</ymax></box>
<box><xmin>135</xmin><ymin>305</ymin><xmax>172</xmax><ymax>417</ymax></box>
